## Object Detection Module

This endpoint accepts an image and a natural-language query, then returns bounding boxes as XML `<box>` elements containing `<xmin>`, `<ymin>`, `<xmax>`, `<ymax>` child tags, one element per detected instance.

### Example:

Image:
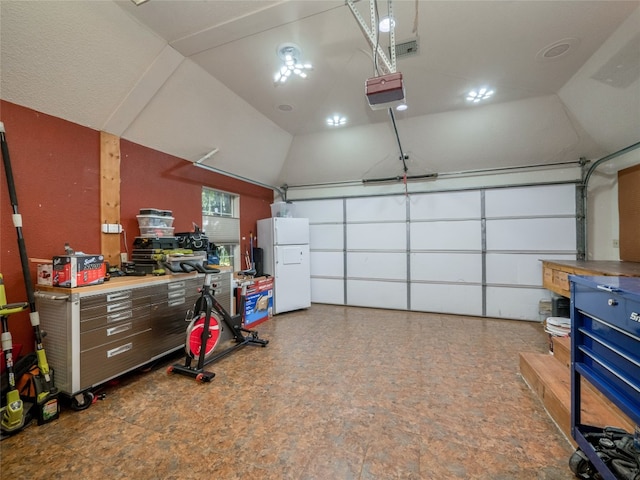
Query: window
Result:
<box><xmin>202</xmin><ymin>188</ymin><xmax>240</xmax><ymax>269</ymax></box>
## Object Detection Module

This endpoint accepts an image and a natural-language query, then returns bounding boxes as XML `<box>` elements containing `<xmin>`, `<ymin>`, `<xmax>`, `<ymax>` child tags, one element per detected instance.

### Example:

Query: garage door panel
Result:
<box><xmin>486</xmin><ymin>253</ymin><xmax>575</xmax><ymax>285</ymax></box>
<box><xmin>486</xmin><ymin>286</ymin><xmax>551</xmax><ymax>321</ymax></box>
<box><xmin>311</xmin><ymin>278</ymin><xmax>344</xmax><ymax>305</ymax></box>
<box><xmin>347</xmin><ymin>280</ymin><xmax>407</xmax><ymax>310</ymax></box>
<box><xmin>410</xmin><ymin>190</ymin><xmax>481</xmax><ymax>220</ymax></box>
<box><xmin>410</xmin><ymin>284</ymin><xmax>482</xmax><ymax>316</ymax></box>
<box><xmin>310</xmin><ymin>251</ymin><xmax>343</xmax><ymax>277</ymax></box>
<box><xmin>410</xmin><ymin>252</ymin><xmax>482</xmax><ymax>283</ymax></box>
<box><xmin>295</xmin><ymin>199</ymin><xmax>343</xmax><ymax>223</ymax></box>
<box><xmin>310</xmin><ymin>224</ymin><xmax>344</xmax><ymax>250</ymax></box>
<box><xmin>411</xmin><ymin>221</ymin><xmax>482</xmax><ymax>250</ymax></box>
<box><xmin>348</xmin><ymin>252</ymin><xmax>406</xmax><ymax>280</ymax></box>
<box><xmin>346</xmin><ymin>196</ymin><xmax>406</xmax><ymax>222</ymax></box>
<box><xmin>485</xmin><ymin>184</ymin><xmax>575</xmax><ymax>217</ymax></box>
<box><xmin>347</xmin><ymin>223</ymin><xmax>406</xmax><ymax>250</ymax></box>
<box><xmin>486</xmin><ymin>218</ymin><xmax>576</xmax><ymax>251</ymax></box>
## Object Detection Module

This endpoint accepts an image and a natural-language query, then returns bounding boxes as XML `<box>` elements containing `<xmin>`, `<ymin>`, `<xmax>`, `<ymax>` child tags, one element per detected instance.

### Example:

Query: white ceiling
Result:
<box><xmin>116</xmin><ymin>0</ymin><xmax>638</xmax><ymax>135</ymax></box>
<box><xmin>1</xmin><ymin>0</ymin><xmax>639</xmax><ymax>188</ymax></box>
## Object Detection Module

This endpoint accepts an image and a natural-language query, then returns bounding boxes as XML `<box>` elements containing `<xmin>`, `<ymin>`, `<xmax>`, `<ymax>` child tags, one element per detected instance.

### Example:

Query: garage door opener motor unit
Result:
<box><xmin>366</xmin><ymin>73</ymin><xmax>405</xmax><ymax>110</ymax></box>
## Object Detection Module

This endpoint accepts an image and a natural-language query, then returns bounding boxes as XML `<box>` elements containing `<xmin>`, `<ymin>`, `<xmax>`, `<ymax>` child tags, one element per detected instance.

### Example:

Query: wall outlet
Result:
<box><xmin>101</xmin><ymin>223</ymin><xmax>123</xmax><ymax>234</ymax></box>
<box><xmin>613</xmin><ymin>239</ymin><xmax>619</xmax><ymax>248</ymax></box>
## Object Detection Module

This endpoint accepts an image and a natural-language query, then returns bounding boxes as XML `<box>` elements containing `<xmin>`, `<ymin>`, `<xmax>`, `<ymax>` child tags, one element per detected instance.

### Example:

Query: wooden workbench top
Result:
<box><xmin>541</xmin><ymin>259</ymin><xmax>640</xmax><ymax>297</ymax></box>
<box><xmin>35</xmin><ymin>271</ymin><xmax>199</xmax><ymax>295</ymax></box>
<box><xmin>540</xmin><ymin>259</ymin><xmax>640</xmax><ymax>277</ymax></box>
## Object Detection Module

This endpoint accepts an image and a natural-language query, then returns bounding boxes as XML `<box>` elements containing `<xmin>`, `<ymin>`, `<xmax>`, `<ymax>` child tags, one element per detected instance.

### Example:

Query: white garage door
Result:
<box><xmin>293</xmin><ymin>183</ymin><xmax>576</xmax><ymax>320</ymax></box>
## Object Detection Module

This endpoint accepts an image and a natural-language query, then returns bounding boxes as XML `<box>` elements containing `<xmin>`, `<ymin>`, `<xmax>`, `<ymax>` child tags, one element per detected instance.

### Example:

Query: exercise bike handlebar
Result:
<box><xmin>162</xmin><ymin>261</ymin><xmax>220</xmax><ymax>275</ymax></box>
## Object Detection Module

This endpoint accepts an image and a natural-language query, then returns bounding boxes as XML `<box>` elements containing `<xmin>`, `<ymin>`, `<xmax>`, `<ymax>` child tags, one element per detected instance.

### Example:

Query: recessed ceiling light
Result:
<box><xmin>536</xmin><ymin>38</ymin><xmax>580</xmax><ymax>62</ymax></box>
<box><xmin>396</xmin><ymin>103</ymin><xmax>408</xmax><ymax>111</ymax></box>
<box><xmin>379</xmin><ymin>16</ymin><xmax>395</xmax><ymax>33</ymax></box>
<box><xmin>277</xmin><ymin>104</ymin><xmax>294</xmax><ymax>112</ymax></box>
<box><xmin>327</xmin><ymin>115</ymin><xmax>347</xmax><ymax>127</ymax></box>
<box><xmin>466</xmin><ymin>87</ymin><xmax>494</xmax><ymax>103</ymax></box>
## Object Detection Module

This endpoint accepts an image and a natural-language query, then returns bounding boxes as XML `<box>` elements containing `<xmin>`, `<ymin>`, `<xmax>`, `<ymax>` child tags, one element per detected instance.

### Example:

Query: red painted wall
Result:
<box><xmin>1</xmin><ymin>101</ymin><xmax>273</xmax><ymax>355</ymax></box>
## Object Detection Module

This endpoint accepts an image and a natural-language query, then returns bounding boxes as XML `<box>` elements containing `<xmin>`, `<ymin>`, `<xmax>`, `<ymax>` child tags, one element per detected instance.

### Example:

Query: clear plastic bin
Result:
<box><xmin>137</xmin><ymin>215</ymin><xmax>175</xmax><ymax>227</ymax></box>
<box><xmin>139</xmin><ymin>226</ymin><xmax>175</xmax><ymax>237</ymax></box>
<box><xmin>271</xmin><ymin>202</ymin><xmax>295</xmax><ymax>217</ymax></box>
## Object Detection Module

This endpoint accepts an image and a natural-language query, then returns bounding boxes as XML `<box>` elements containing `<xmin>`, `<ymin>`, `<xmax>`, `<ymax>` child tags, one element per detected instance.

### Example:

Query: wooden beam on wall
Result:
<box><xmin>100</xmin><ymin>131</ymin><xmax>121</xmax><ymax>267</ymax></box>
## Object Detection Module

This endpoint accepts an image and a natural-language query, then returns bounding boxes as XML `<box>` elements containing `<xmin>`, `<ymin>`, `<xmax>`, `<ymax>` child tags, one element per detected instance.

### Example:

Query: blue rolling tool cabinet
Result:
<box><xmin>570</xmin><ymin>275</ymin><xmax>640</xmax><ymax>480</ymax></box>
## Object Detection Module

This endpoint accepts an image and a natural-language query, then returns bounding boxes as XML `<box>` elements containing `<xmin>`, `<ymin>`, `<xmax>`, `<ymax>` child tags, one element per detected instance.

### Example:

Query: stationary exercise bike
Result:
<box><xmin>164</xmin><ymin>261</ymin><xmax>268</xmax><ymax>382</ymax></box>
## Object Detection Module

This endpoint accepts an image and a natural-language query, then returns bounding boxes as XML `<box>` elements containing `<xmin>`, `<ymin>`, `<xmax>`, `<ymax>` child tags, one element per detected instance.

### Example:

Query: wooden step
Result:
<box><xmin>552</xmin><ymin>336</ymin><xmax>570</xmax><ymax>369</ymax></box>
<box><xmin>519</xmin><ymin>351</ymin><xmax>635</xmax><ymax>446</ymax></box>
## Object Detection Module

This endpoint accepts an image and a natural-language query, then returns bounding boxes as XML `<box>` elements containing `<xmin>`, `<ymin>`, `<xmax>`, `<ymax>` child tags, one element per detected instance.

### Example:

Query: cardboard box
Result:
<box><xmin>52</xmin><ymin>254</ymin><xmax>106</xmax><ymax>288</ymax></box>
<box><xmin>37</xmin><ymin>264</ymin><xmax>53</xmax><ymax>286</ymax></box>
<box><xmin>243</xmin><ymin>277</ymin><xmax>273</xmax><ymax>327</ymax></box>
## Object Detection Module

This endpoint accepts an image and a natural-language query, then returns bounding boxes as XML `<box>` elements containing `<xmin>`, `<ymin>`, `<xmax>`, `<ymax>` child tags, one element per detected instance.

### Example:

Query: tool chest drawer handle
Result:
<box><xmin>107</xmin><ymin>323</ymin><xmax>132</xmax><ymax>336</ymax></box>
<box><xmin>168</xmin><ymin>289</ymin><xmax>186</xmax><ymax>300</ymax></box>
<box><xmin>107</xmin><ymin>310</ymin><xmax>133</xmax><ymax>323</ymax></box>
<box><xmin>597</xmin><ymin>285</ymin><xmax>621</xmax><ymax>293</ymax></box>
<box><xmin>106</xmin><ymin>300</ymin><xmax>132</xmax><ymax>313</ymax></box>
<box><xmin>107</xmin><ymin>291</ymin><xmax>132</xmax><ymax>302</ymax></box>
<box><xmin>107</xmin><ymin>342</ymin><xmax>132</xmax><ymax>358</ymax></box>
<box><xmin>35</xmin><ymin>291</ymin><xmax>69</xmax><ymax>301</ymax></box>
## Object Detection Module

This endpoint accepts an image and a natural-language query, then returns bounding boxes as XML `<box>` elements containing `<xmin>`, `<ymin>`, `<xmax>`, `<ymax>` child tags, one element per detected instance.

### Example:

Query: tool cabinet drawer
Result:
<box><xmin>576</xmin><ymin>322</ymin><xmax>640</xmax><ymax>404</ymax></box>
<box><xmin>80</xmin><ymin>313</ymin><xmax>153</xmax><ymax>350</ymax></box>
<box><xmin>80</xmin><ymin>286</ymin><xmax>156</xmax><ymax>320</ymax></box>
<box><xmin>80</xmin><ymin>329</ymin><xmax>153</xmax><ymax>388</ymax></box>
<box><xmin>573</xmin><ymin>282</ymin><xmax>640</xmax><ymax>336</ymax></box>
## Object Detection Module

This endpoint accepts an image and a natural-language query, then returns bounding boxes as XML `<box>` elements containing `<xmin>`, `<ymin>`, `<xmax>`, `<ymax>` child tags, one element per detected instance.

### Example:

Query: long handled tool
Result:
<box><xmin>0</xmin><ymin>122</ymin><xmax>58</xmax><ymax>407</ymax></box>
<box><xmin>0</xmin><ymin>274</ymin><xmax>30</xmax><ymax>434</ymax></box>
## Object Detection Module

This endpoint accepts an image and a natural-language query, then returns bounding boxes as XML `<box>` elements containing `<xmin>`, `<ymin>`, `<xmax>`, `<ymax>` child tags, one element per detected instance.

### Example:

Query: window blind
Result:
<box><xmin>202</xmin><ymin>215</ymin><xmax>240</xmax><ymax>244</ymax></box>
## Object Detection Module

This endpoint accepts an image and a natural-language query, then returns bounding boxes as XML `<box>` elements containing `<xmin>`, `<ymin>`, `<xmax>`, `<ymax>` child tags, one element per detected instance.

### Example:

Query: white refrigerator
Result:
<box><xmin>257</xmin><ymin>217</ymin><xmax>311</xmax><ymax>314</ymax></box>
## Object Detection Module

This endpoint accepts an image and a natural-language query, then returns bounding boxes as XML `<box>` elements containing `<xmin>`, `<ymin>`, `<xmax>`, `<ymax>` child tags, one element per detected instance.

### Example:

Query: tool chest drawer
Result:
<box><xmin>570</xmin><ymin>275</ymin><xmax>640</xmax><ymax>480</ymax></box>
<box><xmin>80</xmin><ymin>312</ymin><xmax>153</xmax><ymax>350</ymax></box>
<box><xmin>80</xmin><ymin>286</ymin><xmax>156</xmax><ymax>332</ymax></box>
<box><xmin>573</xmin><ymin>281</ymin><xmax>640</xmax><ymax>336</ymax></box>
<box><xmin>80</xmin><ymin>330</ymin><xmax>154</xmax><ymax>387</ymax></box>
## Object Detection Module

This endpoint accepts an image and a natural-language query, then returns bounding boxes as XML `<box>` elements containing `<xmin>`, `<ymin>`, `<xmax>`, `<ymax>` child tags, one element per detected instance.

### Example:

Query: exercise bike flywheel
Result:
<box><xmin>185</xmin><ymin>312</ymin><xmax>222</xmax><ymax>359</ymax></box>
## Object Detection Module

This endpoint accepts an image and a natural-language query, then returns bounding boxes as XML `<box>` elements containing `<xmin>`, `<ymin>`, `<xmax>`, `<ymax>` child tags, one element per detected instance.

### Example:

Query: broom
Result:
<box><xmin>0</xmin><ymin>122</ymin><xmax>57</xmax><ymax>403</ymax></box>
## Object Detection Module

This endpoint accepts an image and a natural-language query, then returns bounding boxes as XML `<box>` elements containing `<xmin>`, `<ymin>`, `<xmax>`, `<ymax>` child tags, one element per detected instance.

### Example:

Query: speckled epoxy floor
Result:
<box><xmin>1</xmin><ymin>304</ymin><xmax>575</xmax><ymax>479</ymax></box>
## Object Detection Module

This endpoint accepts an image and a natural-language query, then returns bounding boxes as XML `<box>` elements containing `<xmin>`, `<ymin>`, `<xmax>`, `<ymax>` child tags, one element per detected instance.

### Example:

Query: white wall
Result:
<box><xmin>587</xmin><ymin>148</ymin><xmax>640</xmax><ymax>261</ymax></box>
<box><xmin>558</xmin><ymin>7</ymin><xmax>640</xmax><ymax>154</ymax></box>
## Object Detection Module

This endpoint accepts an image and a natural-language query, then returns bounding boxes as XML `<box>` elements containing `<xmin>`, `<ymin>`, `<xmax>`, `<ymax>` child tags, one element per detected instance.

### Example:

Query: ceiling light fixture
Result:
<box><xmin>396</xmin><ymin>102</ymin><xmax>408</xmax><ymax>111</ymax></box>
<box><xmin>466</xmin><ymin>87</ymin><xmax>494</xmax><ymax>103</ymax></box>
<box><xmin>379</xmin><ymin>16</ymin><xmax>395</xmax><ymax>33</ymax></box>
<box><xmin>274</xmin><ymin>43</ymin><xmax>313</xmax><ymax>85</ymax></box>
<box><xmin>327</xmin><ymin>114</ymin><xmax>347</xmax><ymax>127</ymax></box>
<box><xmin>536</xmin><ymin>38</ymin><xmax>580</xmax><ymax>62</ymax></box>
